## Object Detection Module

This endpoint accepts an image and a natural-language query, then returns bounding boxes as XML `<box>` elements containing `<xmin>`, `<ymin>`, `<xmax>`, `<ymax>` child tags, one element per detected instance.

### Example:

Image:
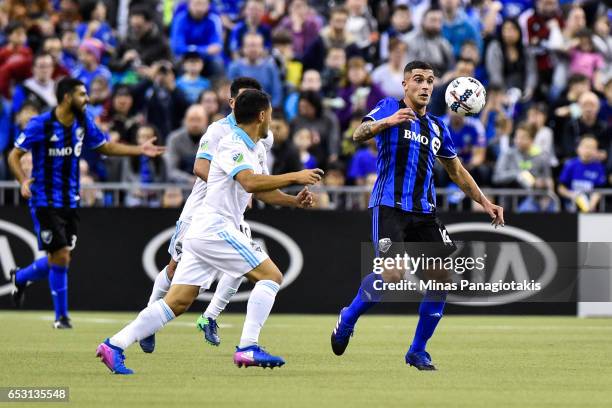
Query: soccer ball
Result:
<box><xmin>445</xmin><ymin>77</ymin><xmax>486</xmax><ymax>116</ymax></box>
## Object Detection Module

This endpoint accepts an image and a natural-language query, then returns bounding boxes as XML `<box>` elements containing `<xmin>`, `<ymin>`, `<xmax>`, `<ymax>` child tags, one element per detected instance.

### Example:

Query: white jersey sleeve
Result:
<box><xmin>215</xmin><ymin>136</ymin><xmax>256</xmax><ymax>178</ymax></box>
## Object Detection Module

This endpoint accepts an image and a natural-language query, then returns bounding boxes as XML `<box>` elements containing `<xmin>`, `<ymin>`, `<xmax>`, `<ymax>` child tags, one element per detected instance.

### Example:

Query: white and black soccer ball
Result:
<box><xmin>445</xmin><ymin>77</ymin><xmax>486</xmax><ymax>116</ymax></box>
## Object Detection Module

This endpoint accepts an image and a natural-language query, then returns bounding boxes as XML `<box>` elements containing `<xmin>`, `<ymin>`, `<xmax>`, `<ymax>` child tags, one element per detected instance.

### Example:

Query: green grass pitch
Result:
<box><xmin>0</xmin><ymin>311</ymin><xmax>611</xmax><ymax>408</ymax></box>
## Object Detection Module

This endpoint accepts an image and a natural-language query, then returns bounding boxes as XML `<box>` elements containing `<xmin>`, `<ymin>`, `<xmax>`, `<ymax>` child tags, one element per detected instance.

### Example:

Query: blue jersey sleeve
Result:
<box><xmin>83</xmin><ymin>114</ymin><xmax>108</xmax><ymax>150</ymax></box>
<box><xmin>436</xmin><ymin>120</ymin><xmax>457</xmax><ymax>159</ymax></box>
<box><xmin>14</xmin><ymin>117</ymin><xmax>45</xmax><ymax>151</ymax></box>
<box><xmin>362</xmin><ymin>97</ymin><xmax>397</xmax><ymax>122</ymax></box>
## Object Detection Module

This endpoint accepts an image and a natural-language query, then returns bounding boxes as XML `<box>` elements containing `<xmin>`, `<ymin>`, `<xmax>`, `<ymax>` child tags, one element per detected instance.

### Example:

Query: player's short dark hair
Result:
<box><xmin>230</xmin><ymin>77</ymin><xmax>263</xmax><ymax>98</ymax></box>
<box><xmin>234</xmin><ymin>89</ymin><xmax>271</xmax><ymax>124</ymax></box>
<box><xmin>56</xmin><ymin>77</ymin><xmax>86</xmax><ymax>103</ymax></box>
<box><xmin>394</xmin><ymin>4</ymin><xmax>410</xmax><ymax>13</ymax></box>
<box><xmin>404</xmin><ymin>60</ymin><xmax>434</xmax><ymax>74</ymax></box>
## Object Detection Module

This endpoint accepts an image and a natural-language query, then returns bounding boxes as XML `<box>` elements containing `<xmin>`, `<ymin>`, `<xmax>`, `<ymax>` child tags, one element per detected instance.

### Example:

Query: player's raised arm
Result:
<box><xmin>234</xmin><ymin>168</ymin><xmax>323</xmax><ymax>193</ymax></box>
<box><xmin>438</xmin><ymin>156</ymin><xmax>504</xmax><ymax>226</ymax></box>
<box><xmin>353</xmin><ymin>106</ymin><xmax>417</xmax><ymax>143</ymax></box>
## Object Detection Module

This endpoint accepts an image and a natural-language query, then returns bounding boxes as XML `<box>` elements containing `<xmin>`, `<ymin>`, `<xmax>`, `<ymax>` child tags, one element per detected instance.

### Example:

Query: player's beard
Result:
<box><xmin>70</xmin><ymin>100</ymin><xmax>86</xmax><ymax>118</ymax></box>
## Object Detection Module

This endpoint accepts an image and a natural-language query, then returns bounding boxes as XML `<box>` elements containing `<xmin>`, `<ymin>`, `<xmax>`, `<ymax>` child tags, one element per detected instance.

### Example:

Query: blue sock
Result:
<box><xmin>342</xmin><ymin>273</ymin><xmax>383</xmax><ymax>326</ymax></box>
<box><xmin>409</xmin><ymin>290</ymin><xmax>447</xmax><ymax>353</ymax></box>
<box><xmin>49</xmin><ymin>264</ymin><xmax>69</xmax><ymax>320</ymax></box>
<box><xmin>15</xmin><ymin>257</ymin><xmax>50</xmax><ymax>284</ymax></box>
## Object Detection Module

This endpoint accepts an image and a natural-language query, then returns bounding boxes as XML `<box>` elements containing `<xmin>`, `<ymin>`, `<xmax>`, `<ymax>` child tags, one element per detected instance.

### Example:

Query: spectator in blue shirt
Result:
<box><xmin>440</xmin><ymin>0</ymin><xmax>483</xmax><ymax>57</ymax></box>
<box><xmin>76</xmin><ymin>1</ymin><xmax>117</xmax><ymax>53</ymax></box>
<box><xmin>170</xmin><ymin>0</ymin><xmax>223</xmax><ymax>74</ymax></box>
<box><xmin>60</xmin><ymin>29</ymin><xmax>80</xmax><ymax>72</ymax></box>
<box><xmin>228</xmin><ymin>32</ymin><xmax>283</xmax><ymax>107</ymax></box>
<box><xmin>229</xmin><ymin>0</ymin><xmax>272</xmax><ymax>57</ymax></box>
<box><xmin>71</xmin><ymin>38</ymin><xmax>112</xmax><ymax>90</ymax></box>
<box><xmin>558</xmin><ymin>135</ymin><xmax>607</xmax><ymax>212</ymax></box>
<box><xmin>176</xmin><ymin>51</ymin><xmax>211</xmax><ymax>104</ymax></box>
<box><xmin>444</xmin><ymin>109</ymin><xmax>488</xmax><ymax>183</ymax></box>
<box><xmin>348</xmin><ymin>138</ymin><xmax>377</xmax><ymax>185</ymax></box>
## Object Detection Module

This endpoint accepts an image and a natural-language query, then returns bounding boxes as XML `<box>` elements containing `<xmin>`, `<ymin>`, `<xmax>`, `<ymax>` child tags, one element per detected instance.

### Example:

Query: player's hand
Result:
<box><xmin>140</xmin><ymin>137</ymin><xmax>166</xmax><ymax>157</ymax></box>
<box><xmin>385</xmin><ymin>108</ymin><xmax>417</xmax><ymax>126</ymax></box>
<box><xmin>483</xmin><ymin>200</ymin><xmax>505</xmax><ymax>228</ymax></box>
<box><xmin>294</xmin><ymin>169</ymin><xmax>324</xmax><ymax>185</ymax></box>
<box><xmin>296</xmin><ymin>187</ymin><xmax>315</xmax><ymax>208</ymax></box>
<box><xmin>20</xmin><ymin>178</ymin><xmax>34</xmax><ymax>199</ymax></box>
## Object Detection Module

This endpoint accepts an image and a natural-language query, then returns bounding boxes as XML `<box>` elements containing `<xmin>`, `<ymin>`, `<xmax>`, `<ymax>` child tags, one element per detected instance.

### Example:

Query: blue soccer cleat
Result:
<box><xmin>196</xmin><ymin>315</ymin><xmax>220</xmax><ymax>346</ymax></box>
<box><xmin>233</xmin><ymin>345</ymin><xmax>285</xmax><ymax>369</ymax></box>
<box><xmin>330</xmin><ymin>307</ymin><xmax>354</xmax><ymax>356</ymax></box>
<box><xmin>96</xmin><ymin>339</ymin><xmax>134</xmax><ymax>375</ymax></box>
<box><xmin>139</xmin><ymin>334</ymin><xmax>155</xmax><ymax>353</ymax></box>
<box><xmin>405</xmin><ymin>350</ymin><xmax>437</xmax><ymax>371</ymax></box>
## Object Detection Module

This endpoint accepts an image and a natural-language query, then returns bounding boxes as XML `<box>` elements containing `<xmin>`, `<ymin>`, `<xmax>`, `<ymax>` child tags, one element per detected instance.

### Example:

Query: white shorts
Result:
<box><xmin>172</xmin><ymin>225</ymin><xmax>269</xmax><ymax>287</ymax></box>
<box><xmin>168</xmin><ymin>220</ymin><xmax>191</xmax><ymax>262</ymax></box>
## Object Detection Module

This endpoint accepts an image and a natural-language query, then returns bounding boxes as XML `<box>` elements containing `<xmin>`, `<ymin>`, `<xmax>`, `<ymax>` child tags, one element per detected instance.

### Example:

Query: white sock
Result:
<box><xmin>110</xmin><ymin>299</ymin><xmax>175</xmax><ymax>350</ymax></box>
<box><xmin>204</xmin><ymin>275</ymin><xmax>243</xmax><ymax>319</ymax></box>
<box><xmin>147</xmin><ymin>266</ymin><xmax>172</xmax><ymax>306</ymax></box>
<box><xmin>238</xmin><ymin>280</ymin><xmax>280</xmax><ymax>348</ymax></box>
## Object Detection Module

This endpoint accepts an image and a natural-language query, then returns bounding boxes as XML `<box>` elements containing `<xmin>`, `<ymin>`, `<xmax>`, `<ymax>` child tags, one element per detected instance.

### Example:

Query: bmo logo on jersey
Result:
<box><xmin>48</xmin><ymin>147</ymin><xmax>73</xmax><ymax>157</ymax></box>
<box><xmin>403</xmin><ymin>130</ymin><xmax>441</xmax><ymax>154</ymax></box>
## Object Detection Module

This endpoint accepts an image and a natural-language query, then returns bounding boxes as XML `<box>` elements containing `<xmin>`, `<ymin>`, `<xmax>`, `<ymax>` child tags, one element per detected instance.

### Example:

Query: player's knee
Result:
<box><xmin>382</xmin><ymin>268</ymin><xmax>402</xmax><ymax>284</ymax></box>
<box><xmin>268</xmin><ymin>269</ymin><xmax>283</xmax><ymax>285</ymax></box>
<box><xmin>166</xmin><ymin>297</ymin><xmax>192</xmax><ymax>316</ymax></box>
<box><xmin>49</xmin><ymin>248</ymin><xmax>70</xmax><ymax>266</ymax></box>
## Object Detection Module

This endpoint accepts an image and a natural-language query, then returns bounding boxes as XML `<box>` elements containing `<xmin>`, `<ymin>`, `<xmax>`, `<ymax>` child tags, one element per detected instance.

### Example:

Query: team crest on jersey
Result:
<box><xmin>432</xmin><ymin>137</ymin><xmax>441</xmax><ymax>155</ymax></box>
<box><xmin>233</xmin><ymin>153</ymin><xmax>244</xmax><ymax>163</ymax></box>
<box><xmin>76</xmin><ymin>127</ymin><xmax>85</xmax><ymax>141</ymax></box>
<box><xmin>40</xmin><ymin>230</ymin><xmax>53</xmax><ymax>245</ymax></box>
<box><xmin>250</xmin><ymin>240</ymin><xmax>263</xmax><ymax>253</ymax></box>
<box><xmin>378</xmin><ymin>238</ymin><xmax>392</xmax><ymax>253</ymax></box>
<box><xmin>199</xmin><ymin>140</ymin><xmax>208</xmax><ymax>152</ymax></box>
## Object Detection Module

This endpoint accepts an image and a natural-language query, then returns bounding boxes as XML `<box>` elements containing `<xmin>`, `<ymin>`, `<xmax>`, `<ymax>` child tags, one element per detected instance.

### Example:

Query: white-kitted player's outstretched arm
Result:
<box><xmin>234</xmin><ymin>168</ymin><xmax>323</xmax><ymax>193</ymax></box>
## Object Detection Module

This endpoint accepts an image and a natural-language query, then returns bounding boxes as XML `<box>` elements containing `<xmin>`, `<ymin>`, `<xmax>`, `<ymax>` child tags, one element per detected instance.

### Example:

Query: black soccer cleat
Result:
<box><xmin>330</xmin><ymin>308</ymin><xmax>354</xmax><ymax>356</ymax></box>
<box><xmin>10</xmin><ymin>268</ymin><xmax>27</xmax><ymax>308</ymax></box>
<box><xmin>53</xmin><ymin>316</ymin><xmax>73</xmax><ymax>329</ymax></box>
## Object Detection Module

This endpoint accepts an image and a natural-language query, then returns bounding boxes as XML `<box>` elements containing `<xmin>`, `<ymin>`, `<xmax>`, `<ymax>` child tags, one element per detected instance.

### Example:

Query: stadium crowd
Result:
<box><xmin>0</xmin><ymin>0</ymin><xmax>610</xmax><ymax>211</ymax></box>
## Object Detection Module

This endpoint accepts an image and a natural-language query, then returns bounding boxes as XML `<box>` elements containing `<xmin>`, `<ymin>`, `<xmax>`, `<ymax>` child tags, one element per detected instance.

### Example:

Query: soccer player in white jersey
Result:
<box><xmin>97</xmin><ymin>90</ymin><xmax>323</xmax><ymax>374</ymax></box>
<box><xmin>139</xmin><ymin>78</ymin><xmax>271</xmax><ymax>353</ymax></box>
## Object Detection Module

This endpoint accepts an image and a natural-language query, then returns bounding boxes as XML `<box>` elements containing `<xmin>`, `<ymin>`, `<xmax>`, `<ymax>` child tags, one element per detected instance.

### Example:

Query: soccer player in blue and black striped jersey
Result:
<box><xmin>330</xmin><ymin>61</ymin><xmax>505</xmax><ymax>370</ymax></box>
<box><xmin>7</xmin><ymin>77</ymin><xmax>164</xmax><ymax>329</ymax></box>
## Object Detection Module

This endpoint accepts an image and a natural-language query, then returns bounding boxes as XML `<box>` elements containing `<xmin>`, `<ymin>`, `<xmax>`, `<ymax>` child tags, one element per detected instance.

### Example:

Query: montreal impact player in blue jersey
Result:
<box><xmin>7</xmin><ymin>77</ymin><xmax>165</xmax><ymax>329</ymax></box>
<box><xmin>330</xmin><ymin>61</ymin><xmax>505</xmax><ymax>370</ymax></box>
